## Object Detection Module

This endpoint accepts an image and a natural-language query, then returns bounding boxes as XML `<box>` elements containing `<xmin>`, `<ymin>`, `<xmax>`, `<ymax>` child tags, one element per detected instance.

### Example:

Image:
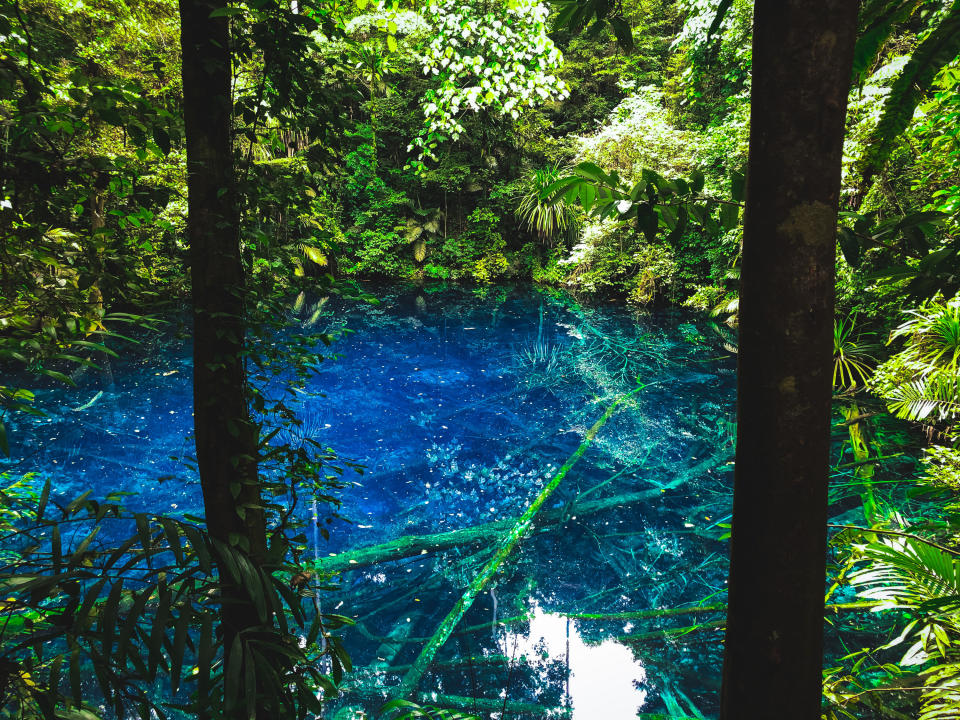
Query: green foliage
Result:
<box><xmin>379</xmin><ymin>699</ymin><xmax>478</xmax><ymax>720</ymax></box>
<box><xmin>834</xmin><ymin>317</ymin><xmax>876</xmax><ymax>391</ymax></box>
<box><xmin>848</xmin><ymin>536</ymin><xmax>960</xmax><ymax>719</ymax></box>
<box><xmin>0</xmin><ymin>479</ymin><xmax>353</xmax><ymax>719</ymax></box>
<box><xmin>856</xmin><ymin>0</ymin><xmax>960</xmax><ymax>188</ymax></box>
<box><xmin>523</xmin><ymin>243</ymin><xmax>568</xmax><ymax>285</ymax></box>
<box><xmin>549</xmin><ymin>0</ymin><xmax>636</xmax><ymax>50</ymax></box>
<box><xmin>408</xmin><ymin>0</ymin><xmax>569</xmax><ymax>169</ymax></box>
<box><xmin>431</xmin><ymin>208</ymin><xmax>511</xmax><ymax>283</ymax></box>
<box><xmin>514</xmin><ymin>164</ymin><xmax>578</xmax><ymax>244</ymax></box>
<box><xmin>873</xmin><ymin>293</ymin><xmax>960</xmax><ymax>422</ymax></box>
<box><xmin>911</xmin><ymin>59</ymin><xmax>960</xmax><ymax>219</ymax></box>
<box><xmin>574</xmin><ymin>87</ymin><xmax>701</xmax><ymax>182</ymax></box>
<box><xmin>921</xmin><ymin>445</ymin><xmax>960</xmax><ymax>491</ymax></box>
<box><xmin>666</xmin><ymin>0</ymin><xmax>753</xmax><ymax>123</ymax></box>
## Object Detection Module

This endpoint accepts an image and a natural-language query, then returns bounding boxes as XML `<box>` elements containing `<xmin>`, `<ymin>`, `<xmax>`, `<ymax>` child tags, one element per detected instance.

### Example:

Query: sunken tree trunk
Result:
<box><xmin>179</xmin><ymin>0</ymin><xmax>268</xmax><ymax>714</ymax></box>
<box><xmin>720</xmin><ymin>3</ymin><xmax>858</xmax><ymax>719</ymax></box>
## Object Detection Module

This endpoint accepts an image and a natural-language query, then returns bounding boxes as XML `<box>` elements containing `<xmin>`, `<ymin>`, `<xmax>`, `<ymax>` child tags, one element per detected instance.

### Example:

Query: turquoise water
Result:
<box><xmin>2</xmin><ymin>283</ymin><xmax>738</xmax><ymax>718</ymax></box>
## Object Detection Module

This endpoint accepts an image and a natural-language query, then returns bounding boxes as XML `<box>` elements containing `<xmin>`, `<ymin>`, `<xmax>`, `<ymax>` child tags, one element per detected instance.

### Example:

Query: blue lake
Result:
<box><xmin>2</xmin><ymin>283</ymin><xmax>739</xmax><ymax>719</ymax></box>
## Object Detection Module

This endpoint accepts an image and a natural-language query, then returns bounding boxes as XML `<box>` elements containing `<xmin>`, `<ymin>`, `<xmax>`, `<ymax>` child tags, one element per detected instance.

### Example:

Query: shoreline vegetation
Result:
<box><xmin>2</xmin><ymin>0</ymin><xmax>960</xmax><ymax>717</ymax></box>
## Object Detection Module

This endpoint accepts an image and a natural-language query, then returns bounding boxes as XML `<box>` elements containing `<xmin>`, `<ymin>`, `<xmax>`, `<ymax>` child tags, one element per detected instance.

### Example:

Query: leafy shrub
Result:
<box><xmin>872</xmin><ymin>293</ymin><xmax>960</xmax><ymax>423</ymax></box>
<box><xmin>432</xmin><ymin>207</ymin><xmax>511</xmax><ymax>283</ymax></box>
<box><xmin>575</xmin><ymin>86</ymin><xmax>699</xmax><ymax>182</ymax></box>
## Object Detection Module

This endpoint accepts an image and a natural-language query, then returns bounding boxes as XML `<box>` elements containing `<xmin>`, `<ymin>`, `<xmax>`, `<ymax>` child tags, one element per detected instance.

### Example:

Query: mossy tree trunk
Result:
<box><xmin>179</xmin><ymin>1</ymin><xmax>268</xmax><ymax>716</ymax></box>
<box><xmin>720</xmin><ymin>3</ymin><xmax>858</xmax><ymax>719</ymax></box>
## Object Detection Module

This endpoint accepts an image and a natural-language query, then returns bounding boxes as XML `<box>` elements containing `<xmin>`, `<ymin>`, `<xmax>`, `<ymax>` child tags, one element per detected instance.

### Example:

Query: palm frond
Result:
<box><xmin>515</xmin><ymin>164</ymin><xmax>577</xmax><ymax>244</ymax></box>
<box><xmin>851</xmin><ymin>538</ymin><xmax>960</xmax><ymax>613</ymax></box>
<box><xmin>884</xmin><ymin>375</ymin><xmax>960</xmax><ymax>422</ymax></box>
<box><xmin>919</xmin><ymin>662</ymin><xmax>960</xmax><ymax>720</ymax></box>
<box><xmin>834</xmin><ymin>316</ymin><xmax>876</xmax><ymax>391</ymax></box>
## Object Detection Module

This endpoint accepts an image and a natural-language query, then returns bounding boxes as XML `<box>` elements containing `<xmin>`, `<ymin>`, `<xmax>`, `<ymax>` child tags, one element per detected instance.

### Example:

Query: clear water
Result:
<box><xmin>1</xmin><ymin>283</ymin><xmax>738</xmax><ymax>719</ymax></box>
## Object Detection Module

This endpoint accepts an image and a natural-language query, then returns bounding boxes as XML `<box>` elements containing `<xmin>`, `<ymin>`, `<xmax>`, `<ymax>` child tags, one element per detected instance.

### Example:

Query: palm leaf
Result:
<box><xmin>516</xmin><ymin>164</ymin><xmax>577</xmax><ymax>243</ymax></box>
<box><xmin>851</xmin><ymin>538</ymin><xmax>960</xmax><ymax>614</ymax></box>
<box><xmin>918</xmin><ymin>662</ymin><xmax>960</xmax><ymax>720</ymax></box>
<box><xmin>884</xmin><ymin>375</ymin><xmax>960</xmax><ymax>421</ymax></box>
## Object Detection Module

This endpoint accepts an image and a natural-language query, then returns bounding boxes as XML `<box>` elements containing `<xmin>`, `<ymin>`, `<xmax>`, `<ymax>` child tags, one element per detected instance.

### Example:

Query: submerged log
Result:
<box><xmin>413</xmin><ymin>693</ymin><xmax>569</xmax><ymax>717</ymax></box>
<box><xmin>452</xmin><ymin>604</ymin><xmax>728</xmax><ymax>635</ymax></box>
<box><xmin>397</xmin><ymin>388</ymin><xmax>644</xmax><ymax>697</ymax></box>
<box><xmin>353</xmin><ymin>653</ymin><xmax>514</xmax><ymax>676</ymax></box>
<box><xmin>347</xmin><ymin>686</ymin><xmax>567</xmax><ymax>716</ymax></box>
<box><xmin>356</xmin><ymin>600</ymin><xmax>881</xmax><ymax>646</ymax></box>
<box><xmin>618</xmin><ymin>619</ymin><xmax>726</xmax><ymax>644</ymax></box>
<box><xmin>312</xmin><ymin>452</ymin><xmax>730</xmax><ymax>576</ymax></box>
<box><xmin>617</xmin><ymin>601</ymin><xmax>883</xmax><ymax>645</ymax></box>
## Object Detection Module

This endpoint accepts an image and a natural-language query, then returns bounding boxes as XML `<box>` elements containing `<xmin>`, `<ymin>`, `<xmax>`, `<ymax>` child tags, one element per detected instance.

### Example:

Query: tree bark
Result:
<box><xmin>179</xmin><ymin>0</ymin><xmax>268</xmax><ymax>715</ymax></box>
<box><xmin>720</xmin><ymin>4</ymin><xmax>858</xmax><ymax>719</ymax></box>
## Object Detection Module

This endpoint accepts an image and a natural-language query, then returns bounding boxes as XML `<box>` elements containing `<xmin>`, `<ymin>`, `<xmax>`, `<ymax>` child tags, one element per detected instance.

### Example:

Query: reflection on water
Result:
<box><xmin>2</xmin><ymin>282</ymin><xmax>737</xmax><ymax>718</ymax></box>
<box><xmin>499</xmin><ymin>605</ymin><xmax>648</xmax><ymax>718</ymax></box>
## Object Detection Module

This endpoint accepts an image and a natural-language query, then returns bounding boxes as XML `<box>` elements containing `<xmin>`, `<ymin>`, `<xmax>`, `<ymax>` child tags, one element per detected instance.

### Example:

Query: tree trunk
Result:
<box><xmin>179</xmin><ymin>0</ymin><xmax>268</xmax><ymax>715</ymax></box>
<box><xmin>720</xmin><ymin>4</ymin><xmax>858</xmax><ymax>719</ymax></box>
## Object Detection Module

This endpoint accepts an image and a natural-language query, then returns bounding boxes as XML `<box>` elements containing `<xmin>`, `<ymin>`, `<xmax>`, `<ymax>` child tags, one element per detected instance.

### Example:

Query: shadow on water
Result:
<box><xmin>2</xmin><ymin>282</ymin><xmax>739</xmax><ymax>719</ymax></box>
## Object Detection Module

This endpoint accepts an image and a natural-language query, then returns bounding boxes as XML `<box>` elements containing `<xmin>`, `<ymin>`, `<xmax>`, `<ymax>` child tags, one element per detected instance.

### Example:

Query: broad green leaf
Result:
<box><xmin>160</xmin><ymin>517</ymin><xmax>184</xmax><ymax>566</ymax></box>
<box><xmin>37</xmin><ymin>478</ymin><xmax>50</xmax><ymax>518</ymax></box>
<box><xmin>225</xmin><ymin>636</ymin><xmax>244</xmax><ymax>711</ymax></box>
<box><xmin>182</xmin><ymin>525</ymin><xmax>212</xmax><ymax>574</ymax></box>
<box><xmin>209</xmin><ymin>6</ymin><xmax>245</xmax><ymax>16</ymax></box>
<box><xmin>148</xmin><ymin>584</ymin><xmax>170</xmax><ymax>676</ymax></box>
<box><xmin>78</xmin><ymin>577</ymin><xmax>108</xmax><ymax>624</ymax></box>
<box><xmin>197</xmin><ymin>612</ymin><xmax>213</xmax><ymax>710</ymax></box>
<box><xmin>580</xmin><ymin>182</ymin><xmax>596</xmax><ymax>212</ymax></box>
<box><xmin>705</xmin><ymin>0</ymin><xmax>734</xmax><ymax>47</ymax></box>
<box><xmin>690</xmin><ymin>168</ymin><xmax>705</xmax><ymax>194</ymax></box>
<box><xmin>730</xmin><ymin>169</ymin><xmax>746</xmax><ymax>203</ymax></box>
<box><xmin>573</xmin><ymin>162</ymin><xmax>609</xmax><ymax>184</ymax></box>
<box><xmin>720</xmin><ymin>203</ymin><xmax>739</xmax><ymax>231</ymax></box>
<box><xmin>70</xmin><ymin>643</ymin><xmax>82</xmax><ymax>703</ymax></box>
<box><xmin>70</xmin><ymin>526</ymin><xmax>101</xmax><ymax>565</ymax></box>
<box><xmin>608</xmin><ymin>17</ymin><xmax>633</xmax><ymax>51</ymax></box>
<box><xmin>838</xmin><ymin>226</ymin><xmax>861</xmax><ymax>267</ymax></box>
<box><xmin>118</xmin><ymin>590</ymin><xmax>151</xmax><ymax>663</ymax></box>
<box><xmin>66</xmin><ymin>490</ymin><xmax>92</xmax><ymax>515</ymax></box>
<box><xmin>152</xmin><ymin>127</ymin><xmax>171</xmax><ymax>155</ymax></box>
<box><xmin>41</xmin><ymin>369</ymin><xmax>77</xmax><ymax>386</ymax></box>
<box><xmin>244</xmin><ymin>644</ymin><xmax>256</xmax><ymax>720</ymax></box>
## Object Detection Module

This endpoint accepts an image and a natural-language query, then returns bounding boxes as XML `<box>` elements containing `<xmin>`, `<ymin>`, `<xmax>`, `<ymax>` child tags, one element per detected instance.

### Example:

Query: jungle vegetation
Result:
<box><xmin>1</xmin><ymin>0</ymin><xmax>960</xmax><ymax>718</ymax></box>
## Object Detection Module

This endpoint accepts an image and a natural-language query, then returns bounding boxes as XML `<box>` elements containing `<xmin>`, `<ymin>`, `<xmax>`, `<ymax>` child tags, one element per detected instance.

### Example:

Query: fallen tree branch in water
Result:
<box><xmin>355</xmin><ymin>600</ymin><xmax>881</xmax><ymax>646</ymax></box>
<box><xmin>616</xmin><ymin>601</ymin><xmax>884</xmax><ymax>645</ymax></box>
<box><xmin>397</xmin><ymin>387</ymin><xmax>643</xmax><ymax>697</ymax></box>
<box><xmin>311</xmin><ymin>452</ymin><xmax>730</xmax><ymax>576</ymax></box>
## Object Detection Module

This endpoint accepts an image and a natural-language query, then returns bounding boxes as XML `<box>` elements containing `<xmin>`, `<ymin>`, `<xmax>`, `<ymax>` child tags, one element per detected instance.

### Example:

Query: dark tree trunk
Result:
<box><xmin>720</xmin><ymin>4</ymin><xmax>858</xmax><ymax>719</ymax></box>
<box><xmin>179</xmin><ymin>0</ymin><xmax>268</xmax><ymax>713</ymax></box>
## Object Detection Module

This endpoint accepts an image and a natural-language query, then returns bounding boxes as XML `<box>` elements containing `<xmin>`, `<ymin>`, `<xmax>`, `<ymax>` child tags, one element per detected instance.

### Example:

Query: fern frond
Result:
<box><xmin>299</xmin><ymin>244</ymin><xmax>328</xmax><ymax>267</ymax></box>
<box><xmin>857</xmin><ymin>1</ymin><xmax>960</xmax><ymax>186</ymax></box>
<box><xmin>852</xmin><ymin>0</ymin><xmax>923</xmax><ymax>84</ymax></box>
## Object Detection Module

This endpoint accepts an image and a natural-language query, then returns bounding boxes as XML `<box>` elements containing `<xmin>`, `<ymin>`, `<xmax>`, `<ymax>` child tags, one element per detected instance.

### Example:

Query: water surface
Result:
<box><xmin>2</xmin><ymin>283</ymin><xmax>738</xmax><ymax>718</ymax></box>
